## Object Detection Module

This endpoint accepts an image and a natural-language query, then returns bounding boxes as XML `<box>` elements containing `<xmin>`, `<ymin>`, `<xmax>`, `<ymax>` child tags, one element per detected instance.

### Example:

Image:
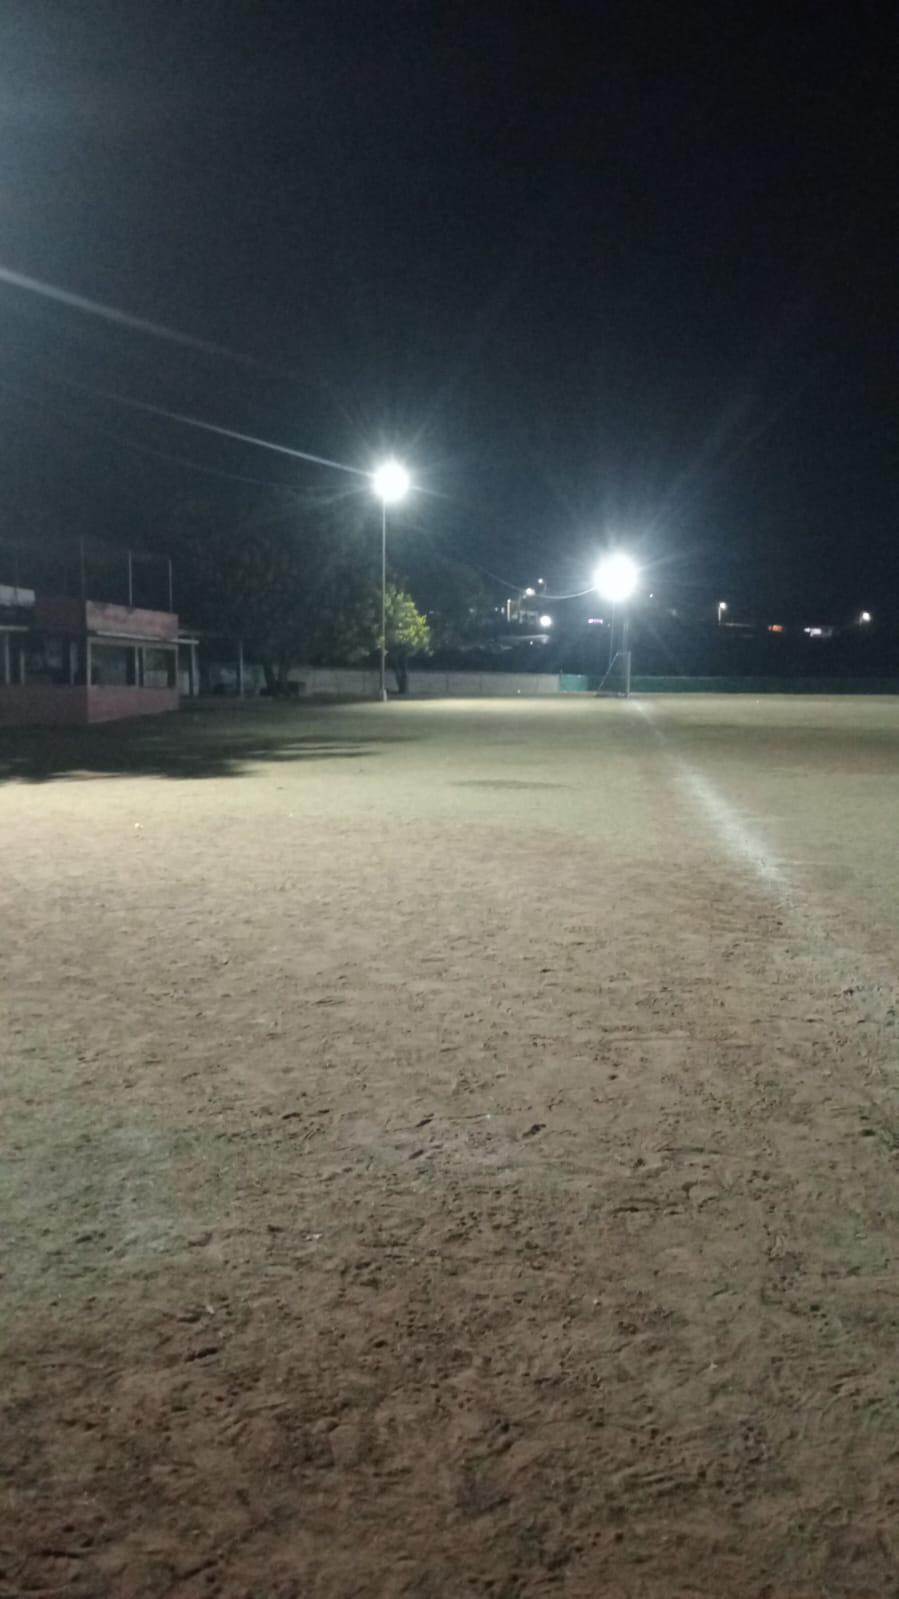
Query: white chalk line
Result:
<box><xmin>632</xmin><ymin>700</ymin><xmax>899</xmax><ymax>1026</ymax></box>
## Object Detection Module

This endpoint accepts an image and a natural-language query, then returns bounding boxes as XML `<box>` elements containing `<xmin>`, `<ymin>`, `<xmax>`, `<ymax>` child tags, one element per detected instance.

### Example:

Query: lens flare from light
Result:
<box><xmin>372</xmin><ymin>459</ymin><xmax>411</xmax><ymax>503</ymax></box>
<box><xmin>593</xmin><ymin>552</ymin><xmax>638</xmax><ymax>604</ymax></box>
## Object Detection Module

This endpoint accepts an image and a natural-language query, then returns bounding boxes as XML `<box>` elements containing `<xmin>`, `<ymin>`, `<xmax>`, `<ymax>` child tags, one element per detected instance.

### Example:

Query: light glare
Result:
<box><xmin>372</xmin><ymin>459</ymin><xmax>411</xmax><ymax>503</ymax></box>
<box><xmin>538</xmin><ymin>614</ymin><xmax>553</xmax><ymax>628</ymax></box>
<box><xmin>593</xmin><ymin>552</ymin><xmax>638</xmax><ymax>604</ymax></box>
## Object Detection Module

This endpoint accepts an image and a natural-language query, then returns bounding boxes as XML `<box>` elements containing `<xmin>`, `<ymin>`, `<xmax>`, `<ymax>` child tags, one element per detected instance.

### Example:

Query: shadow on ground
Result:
<box><xmin>0</xmin><ymin>703</ymin><xmax>402</xmax><ymax>784</ymax></box>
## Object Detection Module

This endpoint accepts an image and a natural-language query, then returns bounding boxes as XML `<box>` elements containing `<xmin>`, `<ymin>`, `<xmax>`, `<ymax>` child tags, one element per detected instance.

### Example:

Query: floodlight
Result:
<box><xmin>593</xmin><ymin>552</ymin><xmax>638</xmax><ymax>604</ymax></box>
<box><xmin>372</xmin><ymin>459</ymin><xmax>410</xmax><ymax>504</ymax></box>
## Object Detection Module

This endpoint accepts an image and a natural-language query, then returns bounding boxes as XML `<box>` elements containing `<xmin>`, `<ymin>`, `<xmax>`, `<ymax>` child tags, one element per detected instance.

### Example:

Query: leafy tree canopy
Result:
<box><xmin>168</xmin><ymin>488</ymin><xmax>431</xmax><ymax>683</ymax></box>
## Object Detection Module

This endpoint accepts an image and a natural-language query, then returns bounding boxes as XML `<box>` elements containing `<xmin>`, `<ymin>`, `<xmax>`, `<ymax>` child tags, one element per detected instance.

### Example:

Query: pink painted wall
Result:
<box><xmin>34</xmin><ymin>596</ymin><xmax>178</xmax><ymax>640</ymax></box>
<box><xmin>87</xmin><ymin>687</ymin><xmax>178</xmax><ymax>723</ymax></box>
<box><xmin>0</xmin><ymin>685</ymin><xmax>89</xmax><ymax>727</ymax></box>
<box><xmin>0</xmin><ymin>685</ymin><xmax>178</xmax><ymax>728</ymax></box>
<box><xmin>86</xmin><ymin>602</ymin><xmax>178</xmax><ymax>641</ymax></box>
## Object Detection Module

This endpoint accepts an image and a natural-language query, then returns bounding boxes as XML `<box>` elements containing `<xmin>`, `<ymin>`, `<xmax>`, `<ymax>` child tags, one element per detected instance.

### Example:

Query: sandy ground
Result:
<box><xmin>2</xmin><ymin>695</ymin><xmax>899</xmax><ymax>1598</ymax></box>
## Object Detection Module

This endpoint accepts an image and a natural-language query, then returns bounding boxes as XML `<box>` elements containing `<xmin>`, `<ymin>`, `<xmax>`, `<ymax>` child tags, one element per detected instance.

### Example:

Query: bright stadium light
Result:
<box><xmin>371</xmin><ymin>458</ymin><xmax>412</xmax><ymax>701</ymax></box>
<box><xmin>538</xmin><ymin>614</ymin><xmax>553</xmax><ymax>629</ymax></box>
<box><xmin>593</xmin><ymin>552</ymin><xmax>638</xmax><ymax>604</ymax></box>
<box><xmin>372</xmin><ymin>459</ymin><xmax>410</xmax><ymax>504</ymax></box>
<box><xmin>593</xmin><ymin>551</ymin><xmax>639</xmax><ymax>697</ymax></box>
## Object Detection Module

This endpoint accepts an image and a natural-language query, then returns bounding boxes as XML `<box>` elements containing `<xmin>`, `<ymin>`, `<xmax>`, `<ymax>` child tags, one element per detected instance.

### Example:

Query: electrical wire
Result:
<box><xmin>0</xmin><ymin>376</ymin><xmax>304</xmax><ymax>493</ymax></box>
<box><xmin>539</xmin><ymin>583</ymin><xmax>595</xmax><ymax>602</ymax></box>
<box><xmin>57</xmin><ymin>378</ymin><xmax>371</xmax><ymax>479</ymax></box>
<box><xmin>0</xmin><ymin>262</ymin><xmax>254</xmax><ymax>364</ymax></box>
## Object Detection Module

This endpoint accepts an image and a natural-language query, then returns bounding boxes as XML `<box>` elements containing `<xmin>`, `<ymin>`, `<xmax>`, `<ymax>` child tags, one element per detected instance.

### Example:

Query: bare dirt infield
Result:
<box><xmin>3</xmin><ymin>695</ymin><xmax>899</xmax><ymax>1598</ymax></box>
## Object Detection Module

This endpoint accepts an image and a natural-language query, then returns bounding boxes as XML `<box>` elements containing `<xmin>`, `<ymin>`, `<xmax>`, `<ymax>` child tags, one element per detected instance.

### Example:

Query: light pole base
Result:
<box><xmin>379</xmin><ymin>688</ymin><xmax>388</xmax><ymax>703</ymax></box>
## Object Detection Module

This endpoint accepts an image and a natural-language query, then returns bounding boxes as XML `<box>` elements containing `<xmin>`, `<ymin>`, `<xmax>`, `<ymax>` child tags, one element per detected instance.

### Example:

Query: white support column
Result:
<box><xmin>1</xmin><ymin>632</ymin><xmax>9</xmax><ymax>686</ymax></box>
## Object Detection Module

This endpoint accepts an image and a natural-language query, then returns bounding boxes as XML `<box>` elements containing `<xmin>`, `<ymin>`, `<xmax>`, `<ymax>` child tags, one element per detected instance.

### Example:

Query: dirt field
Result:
<box><xmin>3</xmin><ymin>695</ymin><xmax>899</xmax><ymax>1599</ymax></box>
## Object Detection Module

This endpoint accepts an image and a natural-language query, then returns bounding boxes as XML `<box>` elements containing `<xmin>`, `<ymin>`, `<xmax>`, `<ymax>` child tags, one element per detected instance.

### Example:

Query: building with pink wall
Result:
<box><xmin>0</xmin><ymin>593</ymin><xmax>197</xmax><ymax>728</ymax></box>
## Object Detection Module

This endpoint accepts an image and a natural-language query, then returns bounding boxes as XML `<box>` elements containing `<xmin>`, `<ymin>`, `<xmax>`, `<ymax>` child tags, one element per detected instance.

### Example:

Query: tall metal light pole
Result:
<box><xmin>594</xmin><ymin>552</ymin><xmax>639</xmax><ymax>697</ymax></box>
<box><xmin>380</xmin><ymin>497</ymin><xmax>387</xmax><ymax>701</ymax></box>
<box><xmin>371</xmin><ymin>459</ymin><xmax>411</xmax><ymax>702</ymax></box>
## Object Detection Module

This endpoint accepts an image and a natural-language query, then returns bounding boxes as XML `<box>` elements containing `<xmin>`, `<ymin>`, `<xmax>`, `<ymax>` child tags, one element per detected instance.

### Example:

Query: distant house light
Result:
<box><xmin>768</xmin><ymin>624</ymin><xmax>784</xmax><ymax>633</ymax></box>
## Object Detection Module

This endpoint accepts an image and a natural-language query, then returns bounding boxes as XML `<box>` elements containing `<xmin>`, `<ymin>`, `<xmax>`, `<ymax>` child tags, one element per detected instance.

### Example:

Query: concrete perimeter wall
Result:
<box><xmin>560</xmin><ymin>673</ymin><xmax>899</xmax><ymax>695</ymax></box>
<box><xmin>289</xmin><ymin>668</ymin><xmax>561</xmax><ymax>698</ymax></box>
<box><xmin>632</xmin><ymin>676</ymin><xmax>899</xmax><ymax>695</ymax></box>
<box><xmin>208</xmin><ymin>667</ymin><xmax>899</xmax><ymax>702</ymax></box>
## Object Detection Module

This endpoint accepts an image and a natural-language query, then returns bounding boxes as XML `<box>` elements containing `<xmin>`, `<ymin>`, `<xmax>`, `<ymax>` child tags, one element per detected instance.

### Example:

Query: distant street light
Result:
<box><xmin>594</xmin><ymin>553</ymin><xmax>639</xmax><ymax>695</ymax></box>
<box><xmin>538</xmin><ymin>614</ymin><xmax>553</xmax><ymax>629</ymax></box>
<box><xmin>717</xmin><ymin>600</ymin><xmax>728</xmax><ymax>625</ymax></box>
<box><xmin>860</xmin><ymin>610</ymin><xmax>872</xmax><ymax>624</ymax></box>
<box><xmin>524</xmin><ymin>586</ymin><xmax>536</xmax><ymax>598</ymax></box>
<box><xmin>371</xmin><ymin>459</ymin><xmax>411</xmax><ymax>702</ymax></box>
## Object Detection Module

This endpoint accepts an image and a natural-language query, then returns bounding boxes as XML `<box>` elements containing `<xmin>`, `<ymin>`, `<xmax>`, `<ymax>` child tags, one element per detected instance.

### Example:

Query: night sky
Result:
<box><xmin>0</xmin><ymin>2</ymin><xmax>896</xmax><ymax>620</ymax></box>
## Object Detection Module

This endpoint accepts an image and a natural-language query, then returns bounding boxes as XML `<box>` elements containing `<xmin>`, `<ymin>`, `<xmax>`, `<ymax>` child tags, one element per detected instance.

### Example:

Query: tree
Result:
<box><xmin>165</xmin><ymin>489</ymin><xmax>431</xmax><ymax>691</ymax></box>
<box><xmin>169</xmin><ymin>489</ymin><xmax>380</xmax><ymax>690</ymax></box>
<box><xmin>385</xmin><ymin>584</ymin><xmax>430</xmax><ymax>693</ymax></box>
<box><xmin>395</xmin><ymin>542</ymin><xmax>490</xmax><ymax>651</ymax></box>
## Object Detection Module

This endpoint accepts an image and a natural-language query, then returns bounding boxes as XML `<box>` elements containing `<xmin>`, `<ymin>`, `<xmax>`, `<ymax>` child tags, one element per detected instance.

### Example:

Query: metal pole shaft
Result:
<box><xmin>623</xmin><ymin>613</ymin><xmax>631</xmax><ymax>698</ymax></box>
<box><xmin>380</xmin><ymin>501</ymin><xmax>387</xmax><ymax>702</ymax></box>
<box><xmin>127</xmin><ymin>550</ymin><xmax>134</xmax><ymax>608</ymax></box>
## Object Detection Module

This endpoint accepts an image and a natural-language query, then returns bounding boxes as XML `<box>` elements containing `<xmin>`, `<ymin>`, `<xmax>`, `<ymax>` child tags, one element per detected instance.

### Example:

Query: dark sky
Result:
<box><xmin>0</xmin><ymin>1</ymin><xmax>896</xmax><ymax>618</ymax></box>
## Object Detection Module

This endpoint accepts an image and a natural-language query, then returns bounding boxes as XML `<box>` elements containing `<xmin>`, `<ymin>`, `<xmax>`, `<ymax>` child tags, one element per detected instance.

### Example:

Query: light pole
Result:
<box><xmin>371</xmin><ymin>459</ymin><xmax>411</xmax><ymax>702</ymax></box>
<box><xmin>594</xmin><ymin>552</ymin><xmax>639</xmax><ymax>696</ymax></box>
<box><xmin>717</xmin><ymin>600</ymin><xmax>728</xmax><ymax>626</ymax></box>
